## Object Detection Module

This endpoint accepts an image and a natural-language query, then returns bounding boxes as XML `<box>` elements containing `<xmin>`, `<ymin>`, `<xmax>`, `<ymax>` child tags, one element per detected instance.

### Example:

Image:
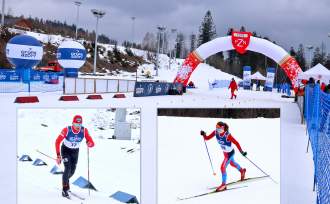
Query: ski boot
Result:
<box><xmin>62</xmin><ymin>189</ymin><xmax>70</xmax><ymax>198</ymax></box>
<box><xmin>216</xmin><ymin>183</ymin><xmax>227</xmax><ymax>192</ymax></box>
<box><xmin>240</xmin><ymin>168</ymin><xmax>246</xmax><ymax>181</ymax></box>
<box><xmin>62</xmin><ymin>183</ymin><xmax>70</xmax><ymax>198</ymax></box>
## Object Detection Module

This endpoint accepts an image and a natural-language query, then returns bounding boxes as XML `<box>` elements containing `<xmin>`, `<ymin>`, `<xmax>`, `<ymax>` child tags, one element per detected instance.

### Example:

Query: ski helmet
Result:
<box><xmin>72</xmin><ymin>115</ymin><xmax>83</xmax><ymax>124</ymax></box>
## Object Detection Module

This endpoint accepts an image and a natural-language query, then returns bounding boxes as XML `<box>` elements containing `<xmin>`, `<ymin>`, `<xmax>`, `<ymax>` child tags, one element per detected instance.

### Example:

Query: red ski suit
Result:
<box><xmin>204</xmin><ymin>131</ymin><xmax>243</xmax><ymax>178</ymax></box>
<box><xmin>228</xmin><ymin>80</ymin><xmax>238</xmax><ymax>99</ymax></box>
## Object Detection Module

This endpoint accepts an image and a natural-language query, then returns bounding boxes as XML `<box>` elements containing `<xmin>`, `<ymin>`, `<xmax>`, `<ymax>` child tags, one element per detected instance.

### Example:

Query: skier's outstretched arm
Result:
<box><xmin>84</xmin><ymin>128</ymin><xmax>95</xmax><ymax>148</ymax></box>
<box><xmin>201</xmin><ymin>130</ymin><xmax>216</xmax><ymax>141</ymax></box>
<box><xmin>228</xmin><ymin>134</ymin><xmax>247</xmax><ymax>156</ymax></box>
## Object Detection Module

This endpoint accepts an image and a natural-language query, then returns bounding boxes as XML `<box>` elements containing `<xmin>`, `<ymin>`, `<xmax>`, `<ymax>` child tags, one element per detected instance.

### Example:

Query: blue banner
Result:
<box><xmin>64</xmin><ymin>68</ymin><xmax>78</xmax><ymax>78</ymax></box>
<box><xmin>134</xmin><ymin>82</ymin><xmax>182</xmax><ymax>97</ymax></box>
<box><xmin>0</xmin><ymin>69</ymin><xmax>59</xmax><ymax>83</ymax></box>
<box><xmin>243</xmin><ymin>66</ymin><xmax>251</xmax><ymax>90</ymax></box>
<box><xmin>209</xmin><ymin>80</ymin><xmax>231</xmax><ymax>89</ymax></box>
<box><xmin>0</xmin><ymin>70</ymin><xmax>21</xmax><ymax>82</ymax></box>
<box><xmin>265</xmin><ymin>67</ymin><xmax>275</xmax><ymax>91</ymax></box>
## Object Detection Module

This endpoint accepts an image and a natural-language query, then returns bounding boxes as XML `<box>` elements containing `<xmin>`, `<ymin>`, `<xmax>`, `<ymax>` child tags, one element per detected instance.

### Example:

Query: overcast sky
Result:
<box><xmin>5</xmin><ymin>0</ymin><xmax>330</xmax><ymax>54</ymax></box>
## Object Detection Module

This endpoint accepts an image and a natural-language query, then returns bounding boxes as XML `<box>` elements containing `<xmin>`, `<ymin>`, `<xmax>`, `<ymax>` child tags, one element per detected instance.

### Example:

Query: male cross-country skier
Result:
<box><xmin>55</xmin><ymin>115</ymin><xmax>95</xmax><ymax>198</ymax></box>
<box><xmin>201</xmin><ymin>121</ymin><xmax>247</xmax><ymax>192</ymax></box>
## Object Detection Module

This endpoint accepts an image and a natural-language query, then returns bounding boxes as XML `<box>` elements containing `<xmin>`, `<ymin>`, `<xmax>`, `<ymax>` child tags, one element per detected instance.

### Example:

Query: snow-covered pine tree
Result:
<box><xmin>312</xmin><ymin>46</ymin><xmax>326</xmax><ymax>67</ymax></box>
<box><xmin>190</xmin><ymin>33</ymin><xmax>197</xmax><ymax>53</ymax></box>
<box><xmin>325</xmin><ymin>54</ymin><xmax>330</xmax><ymax>69</ymax></box>
<box><xmin>198</xmin><ymin>10</ymin><xmax>217</xmax><ymax>47</ymax></box>
<box><xmin>296</xmin><ymin>44</ymin><xmax>307</xmax><ymax>71</ymax></box>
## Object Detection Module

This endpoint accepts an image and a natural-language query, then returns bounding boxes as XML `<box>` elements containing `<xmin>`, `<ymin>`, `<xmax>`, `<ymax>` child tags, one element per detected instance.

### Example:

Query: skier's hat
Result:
<box><xmin>216</xmin><ymin>121</ymin><xmax>228</xmax><ymax>131</ymax></box>
<box><xmin>73</xmin><ymin>115</ymin><xmax>83</xmax><ymax>124</ymax></box>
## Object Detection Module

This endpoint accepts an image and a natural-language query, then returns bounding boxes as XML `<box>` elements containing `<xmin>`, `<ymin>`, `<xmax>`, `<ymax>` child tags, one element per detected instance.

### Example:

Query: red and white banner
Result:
<box><xmin>231</xmin><ymin>31</ymin><xmax>252</xmax><ymax>54</ymax></box>
<box><xmin>279</xmin><ymin>55</ymin><xmax>302</xmax><ymax>87</ymax></box>
<box><xmin>174</xmin><ymin>51</ymin><xmax>202</xmax><ymax>86</ymax></box>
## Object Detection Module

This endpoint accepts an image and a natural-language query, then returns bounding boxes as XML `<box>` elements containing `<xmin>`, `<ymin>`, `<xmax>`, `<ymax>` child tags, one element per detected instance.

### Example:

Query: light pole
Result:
<box><xmin>168</xmin><ymin>28</ymin><xmax>176</xmax><ymax>70</ymax></box>
<box><xmin>1</xmin><ymin>0</ymin><xmax>5</xmax><ymax>27</ymax></box>
<box><xmin>91</xmin><ymin>9</ymin><xmax>106</xmax><ymax>75</ymax></box>
<box><xmin>74</xmin><ymin>1</ymin><xmax>82</xmax><ymax>40</ymax></box>
<box><xmin>131</xmin><ymin>17</ymin><xmax>136</xmax><ymax>47</ymax></box>
<box><xmin>306</xmin><ymin>45</ymin><xmax>314</xmax><ymax>70</ymax></box>
<box><xmin>156</xmin><ymin>26</ymin><xmax>166</xmax><ymax>76</ymax></box>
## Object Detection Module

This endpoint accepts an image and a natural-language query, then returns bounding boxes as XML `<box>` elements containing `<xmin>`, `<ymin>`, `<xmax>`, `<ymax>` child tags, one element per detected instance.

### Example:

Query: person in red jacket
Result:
<box><xmin>55</xmin><ymin>115</ymin><xmax>95</xmax><ymax>198</ymax></box>
<box><xmin>201</xmin><ymin>121</ymin><xmax>247</xmax><ymax>192</ymax></box>
<box><xmin>321</xmin><ymin>82</ymin><xmax>326</xmax><ymax>91</ymax></box>
<box><xmin>228</xmin><ymin>78</ymin><xmax>238</xmax><ymax>99</ymax></box>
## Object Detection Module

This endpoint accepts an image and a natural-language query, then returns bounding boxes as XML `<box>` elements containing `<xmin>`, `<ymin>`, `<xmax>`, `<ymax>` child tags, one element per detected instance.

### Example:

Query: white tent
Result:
<box><xmin>251</xmin><ymin>71</ymin><xmax>266</xmax><ymax>80</ymax></box>
<box><xmin>298</xmin><ymin>63</ymin><xmax>330</xmax><ymax>83</ymax></box>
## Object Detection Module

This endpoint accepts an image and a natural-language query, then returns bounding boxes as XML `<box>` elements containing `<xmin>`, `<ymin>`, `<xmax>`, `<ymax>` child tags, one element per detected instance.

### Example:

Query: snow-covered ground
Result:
<box><xmin>158</xmin><ymin>116</ymin><xmax>280</xmax><ymax>204</ymax></box>
<box><xmin>17</xmin><ymin>108</ymin><xmax>140</xmax><ymax>204</ymax></box>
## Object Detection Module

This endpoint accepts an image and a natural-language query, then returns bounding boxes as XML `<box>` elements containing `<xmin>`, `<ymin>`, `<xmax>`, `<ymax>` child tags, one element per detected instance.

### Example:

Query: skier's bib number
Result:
<box><xmin>220</xmin><ymin>144</ymin><xmax>233</xmax><ymax>152</ymax></box>
<box><xmin>64</xmin><ymin>139</ymin><xmax>81</xmax><ymax>149</ymax></box>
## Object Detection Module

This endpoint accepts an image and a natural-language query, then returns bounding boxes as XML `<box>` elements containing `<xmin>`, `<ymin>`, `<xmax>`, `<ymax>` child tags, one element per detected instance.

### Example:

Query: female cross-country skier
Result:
<box><xmin>201</xmin><ymin>121</ymin><xmax>247</xmax><ymax>192</ymax></box>
<box><xmin>55</xmin><ymin>115</ymin><xmax>95</xmax><ymax>198</ymax></box>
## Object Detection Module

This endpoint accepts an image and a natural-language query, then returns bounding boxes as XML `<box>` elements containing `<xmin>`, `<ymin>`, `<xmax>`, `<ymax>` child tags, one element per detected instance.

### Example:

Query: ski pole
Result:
<box><xmin>306</xmin><ymin>136</ymin><xmax>310</xmax><ymax>153</ymax></box>
<box><xmin>36</xmin><ymin>149</ymin><xmax>56</xmax><ymax>160</ymax></box>
<box><xmin>244</xmin><ymin>155</ymin><xmax>278</xmax><ymax>184</ymax></box>
<box><xmin>87</xmin><ymin>147</ymin><xmax>90</xmax><ymax>196</ymax></box>
<box><xmin>202</xmin><ymin>139</ymin><xmax>216</xmax><ymax>176</ymax></box>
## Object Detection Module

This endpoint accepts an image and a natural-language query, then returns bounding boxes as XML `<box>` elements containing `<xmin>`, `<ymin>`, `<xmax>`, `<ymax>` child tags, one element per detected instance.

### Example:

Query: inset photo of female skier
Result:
<box><xmin>157</xmin><ymin>108</ymin><xmax>280</xmax><ymax>204</ymax></box>
<box><xmin>17</xmin><ymin>108</ymin><xmax>140</xmax><ymax>203</ymax></box>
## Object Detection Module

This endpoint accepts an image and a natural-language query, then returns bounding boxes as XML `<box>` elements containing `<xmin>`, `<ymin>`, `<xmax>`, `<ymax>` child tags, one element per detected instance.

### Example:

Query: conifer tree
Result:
<box><xmin>198</xmin><ymin>10</ymin><xmax>217</xmax><ymax>46</ymax></box>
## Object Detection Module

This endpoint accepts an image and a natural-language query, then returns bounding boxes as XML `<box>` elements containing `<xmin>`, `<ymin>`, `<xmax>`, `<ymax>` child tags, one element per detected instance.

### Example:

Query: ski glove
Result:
<box><xmin>240</xmin><ymin>151</ymin><xmax>247</xmax><ymax>157</ymax></box>
<box><xmin>56</xmin><ymin>154</ymin><xmax>61</xmax><ymax>165</ymax></box>
<box><xmin>87</xmin><ymin>141</ymin><xmax>94</xmax><ymax>148</ymax></box>
<box><xmin>200</xmin><ymin>130</ymin><xmax>206</xmax><ymax>136</ymax></box>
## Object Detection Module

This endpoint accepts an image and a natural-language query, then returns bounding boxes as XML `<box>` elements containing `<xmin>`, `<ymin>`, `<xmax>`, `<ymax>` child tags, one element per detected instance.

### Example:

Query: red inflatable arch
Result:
<box><xmin>174</xmin><ymin>31</ymin><xmax>302</xmax><ymax>87</ymax></box>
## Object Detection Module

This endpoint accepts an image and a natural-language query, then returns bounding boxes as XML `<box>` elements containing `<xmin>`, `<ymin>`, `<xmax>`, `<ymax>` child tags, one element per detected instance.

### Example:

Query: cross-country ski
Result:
<box><xmin>177</xmin><ymin>185</ymin><xmax>248</xmax><ymax>201</ymax></box>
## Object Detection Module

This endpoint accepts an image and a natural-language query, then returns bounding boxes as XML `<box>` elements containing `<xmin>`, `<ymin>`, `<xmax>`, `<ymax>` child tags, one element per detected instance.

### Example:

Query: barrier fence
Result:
<box><xmin>64</xmin><ymin>77</ymin><xmax>136</xmax><ymax>95</ymax></box>
<box><xmin>0</xmin><ymin>76</ymin><xmax>63</xmax><ymax>93</ymax></box>
<box><xmin>0</xmin><ymin>69</ymin><xmax>62</xmax><ymax>93</ymax></box>
<box><xmin>304</xmin><ymin>84</ymin><xmax>330</xmax><ymax>204</ymax></box>
<box><xmin>0</xmin><ymin>70</ymin><xmax>136</xmax><ymax>94</ymax></box>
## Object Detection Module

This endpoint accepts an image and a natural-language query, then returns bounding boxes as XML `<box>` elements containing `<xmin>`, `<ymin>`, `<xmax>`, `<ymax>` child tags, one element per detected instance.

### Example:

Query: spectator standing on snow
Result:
<box><xmin>324</xmin><ymin>83</ymin><xmax>330</xmax><ymax>93</ymax></box>
<box><xmin>228</xmin><ymin>78</ymin><xmax>238</xmax><ymax>99</ymax></box>
<box><xmin>200</xmin><ymin>121</ymin><xmax>247</xmax><ymax>192</ymax></box>
<box><xmin>55</xmin><ymin>115</ymin><xmax>95</xmax><ymax>198</ymax></box>
<box><xmin>321</xmin><ymin>82</ymin><xmax>326</xmax><ymax>91</ymax></box>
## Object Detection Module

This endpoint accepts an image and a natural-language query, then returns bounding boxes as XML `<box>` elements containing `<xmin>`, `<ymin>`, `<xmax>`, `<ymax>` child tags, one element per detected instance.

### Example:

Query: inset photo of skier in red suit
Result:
<box><xmin>157</xmin><ymin>108</ymin><xmax>280</xmax><ymax>204</ymax></box>
<box><xmin>17</xmin><ymin>108</ymin><xmax>141</xmax><ymax>203</ymax></box>
<box><xmin>55</xmin><ymin>115</ymin><xmax>95</xmax><ymax>198</ymax></box>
